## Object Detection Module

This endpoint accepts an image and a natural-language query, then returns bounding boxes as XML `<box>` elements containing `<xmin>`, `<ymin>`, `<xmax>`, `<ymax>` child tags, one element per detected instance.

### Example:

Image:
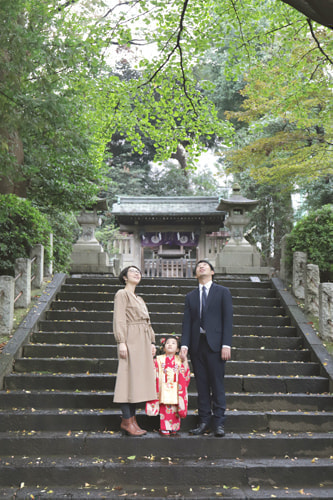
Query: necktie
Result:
<box><xmin>200</xmin><ymin>285</ymin><xmax>207</xmax><ymax>330</ymax></box>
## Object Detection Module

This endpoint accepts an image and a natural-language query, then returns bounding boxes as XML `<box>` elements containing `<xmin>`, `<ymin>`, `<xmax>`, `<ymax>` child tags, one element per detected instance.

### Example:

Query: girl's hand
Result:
<box><xmin>119</xmin><ymin>342</ymin><xmax>128</xmax><ymax>359</ymax></box>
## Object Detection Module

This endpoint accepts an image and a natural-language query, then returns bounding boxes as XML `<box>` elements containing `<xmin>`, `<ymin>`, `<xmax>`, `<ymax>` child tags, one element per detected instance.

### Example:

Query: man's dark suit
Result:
<box><xmin>181</xmin><ymin>282</ymin><xmax>233</xmax><ymax>429</ymax></box>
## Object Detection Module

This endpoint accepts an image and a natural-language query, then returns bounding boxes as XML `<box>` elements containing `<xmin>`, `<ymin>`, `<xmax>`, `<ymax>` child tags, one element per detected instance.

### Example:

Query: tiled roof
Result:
<box><xmin>112</xmin><ymin>196</ymin><xmax>222</xmax><ymax>215</ymax></box>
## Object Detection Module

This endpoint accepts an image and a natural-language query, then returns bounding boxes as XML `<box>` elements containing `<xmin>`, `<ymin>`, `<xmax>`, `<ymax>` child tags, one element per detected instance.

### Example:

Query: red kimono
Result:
<box><xmin>146</xmin><ymin>354</ymin><xmax>190</xmax><ymax>433</ymax></box>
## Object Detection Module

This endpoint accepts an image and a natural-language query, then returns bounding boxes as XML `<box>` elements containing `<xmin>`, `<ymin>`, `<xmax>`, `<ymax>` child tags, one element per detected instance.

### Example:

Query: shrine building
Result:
<box><xmin>111</xmin><ymin>195</ymin><xmax>229</xmax><ymax>277</ymax></box>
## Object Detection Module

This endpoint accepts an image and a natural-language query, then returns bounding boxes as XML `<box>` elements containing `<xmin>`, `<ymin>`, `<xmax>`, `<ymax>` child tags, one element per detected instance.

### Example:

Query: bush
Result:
<box><xmin>286</xmin><ymin>204</ymin><xmax>333</xmax><ymax>274</ymax></box>
<box><xmin>0</xmin><ymin>194</ymin><xmax>51</xmax><ymax>275</ymax></box>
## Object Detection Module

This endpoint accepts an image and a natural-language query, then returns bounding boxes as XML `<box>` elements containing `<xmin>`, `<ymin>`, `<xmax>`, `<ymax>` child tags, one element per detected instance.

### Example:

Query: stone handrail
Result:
<box><xmin>0</xmin><ymin>244</ymin><xmax>45</xmax><ymax>336</ymax></box>
<box><xmin>291</xmin><ymin>251</ymin><xmax>332</xmax><ymax>343</ymax></box>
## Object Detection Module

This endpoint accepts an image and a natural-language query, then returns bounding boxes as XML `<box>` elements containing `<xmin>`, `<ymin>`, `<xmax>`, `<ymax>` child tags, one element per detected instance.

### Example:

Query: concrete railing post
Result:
<box><xmin>279</xmin><ymin>235</ymin><xmax>291</xmax><ymax>284</ymax></box>
<box><xmin>304</xmin><ymin>263</ymin><xmax>320</xmax><ymax>317</ymax></box>
<box><xmin>319</xmin><ymin>283</ymin><xmax>333</xmax><ymax>342</ymax></box>
<box><xmin>30</xmin><ymin>244</ymin><xmax>44</xmax><ymax>289</ymax></box>
<box><xmin>14</xmin><ymin>258</ymin><xmax>31</xmax><ymax>308</ymax></box>
<box><xmin>44</xmin><ymin>233</ymin><xmax>53</xmax><ymax>277</ymax></box>
<box><xmin>292</xmin><ymin>251</ymin><xmax>307</xmax><ymax>300</ymax></box>
<box><xmin>0</xmin><ymin>276</ymin><xmax>15</xmax><ymax>335</ymax></box>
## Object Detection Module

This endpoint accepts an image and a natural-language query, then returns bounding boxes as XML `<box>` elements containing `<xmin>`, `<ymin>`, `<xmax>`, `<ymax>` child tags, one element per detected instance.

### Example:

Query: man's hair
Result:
<box><xmin>195</xmin><ymin>260</ymin><xmax>215</xmax><ymax>273</ymax></box>
<box><xmin>118</xmin><ymin>265</ymin><xmax>142</xmax><ymax>285</ymax></box>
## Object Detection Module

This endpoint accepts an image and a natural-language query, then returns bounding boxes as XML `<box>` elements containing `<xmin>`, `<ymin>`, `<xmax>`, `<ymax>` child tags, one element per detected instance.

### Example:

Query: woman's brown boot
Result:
<box><xmin>132</xmin><ymin>416</ymin><xmax>147</xmax><ymax>435</ymax></box>
<box><xmin>120</xmin><ymin>417</ymin><xmax>144</xmax><ymax>436</ymax></box>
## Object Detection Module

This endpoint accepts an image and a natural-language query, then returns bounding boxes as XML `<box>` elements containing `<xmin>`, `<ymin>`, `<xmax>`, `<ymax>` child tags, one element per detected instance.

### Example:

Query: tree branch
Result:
<box><xmin>307</xmin><ymin>19</ymin><xmax>333</xmax><ymax>65</ymax></box>
<box><xmin>139</xmin><ymin>0</ymin><xmax>197</xmax><ymax>115</ymax></box>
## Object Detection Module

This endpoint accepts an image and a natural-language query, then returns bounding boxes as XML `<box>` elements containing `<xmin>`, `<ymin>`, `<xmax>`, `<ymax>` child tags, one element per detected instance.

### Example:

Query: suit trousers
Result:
<box><xmin>191</xmin><ymin>334</ymin><xmax>226</xmax><ymax>428</ymax></box>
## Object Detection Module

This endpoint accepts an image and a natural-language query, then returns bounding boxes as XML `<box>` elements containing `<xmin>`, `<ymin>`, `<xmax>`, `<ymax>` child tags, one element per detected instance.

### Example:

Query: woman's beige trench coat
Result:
<box><xmin>113</xmin><ymin>288</ymin><xmax>157</xmax><ymax>403</ymax></box>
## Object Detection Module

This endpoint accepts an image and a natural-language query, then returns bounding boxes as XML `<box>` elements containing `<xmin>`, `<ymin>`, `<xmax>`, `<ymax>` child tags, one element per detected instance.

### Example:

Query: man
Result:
<box><xmin>180</xmin><ymin>260</ymin><xmax>233</xmax><ymax>437</ymax></box>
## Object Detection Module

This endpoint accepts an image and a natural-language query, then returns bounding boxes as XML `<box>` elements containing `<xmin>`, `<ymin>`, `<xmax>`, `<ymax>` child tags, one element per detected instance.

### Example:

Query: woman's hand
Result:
<box><xmin>118</xmin><ymin>342</ymin><xmax>128</xmax><ymax>359</ymax></box>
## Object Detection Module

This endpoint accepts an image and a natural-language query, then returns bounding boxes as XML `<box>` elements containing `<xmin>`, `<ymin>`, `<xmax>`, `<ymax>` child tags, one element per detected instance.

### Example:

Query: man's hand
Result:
<box><xmin>180</xmin><ymin>346</ymin><xmax>188</xmax><ymax>361</ymax></box>
<box><xmin>221</xmin><ymin>346</ymin><xmax>231</xmax><ymax>361</ymax></box>
<box><xmin>118</xmin><ymin>342</ymin><xmax>128</xmax><ymax>359</ymax></box>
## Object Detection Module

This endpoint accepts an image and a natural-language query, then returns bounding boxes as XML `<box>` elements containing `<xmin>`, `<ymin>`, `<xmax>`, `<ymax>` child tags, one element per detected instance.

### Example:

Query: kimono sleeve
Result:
<box><xmin>178</xmin><ymin>362</ymin><xmax>190</xmax><ymax>418</ymax></box>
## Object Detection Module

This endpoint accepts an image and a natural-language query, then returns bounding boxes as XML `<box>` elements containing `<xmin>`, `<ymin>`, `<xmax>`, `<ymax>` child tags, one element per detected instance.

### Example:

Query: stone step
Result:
<box><xmin>4</xmin><ymin>373</ymin><xmax>329</xmax><ymax>394</ymax></box>
<box><xmin>37</xmin><ymin>316</ymin><xmax>291</xmax><ymax>333</ymax></box>
<box><xmin>0</xmin><ymin>485</ymin><xmax>331</xmax><ymax>500</ymax></box>
<box><xmin>48</xmin><ymin>303</ymin><xmax>286</xmax><ymax>316</ymax></box>
<box><xmin>56</xmin><ymin>293</ymin><xmax>281</xmax><ymax>306</ymax></box>
<box><xmin>66</xmin><ymin>276</ymin><xmax>273</xmax><ymax>288</ymax></box>
<box><xmin>1</xmin><ymin>391</ymin><xmax>331</xmax><ymax>411</ymax></box>
<box><xmin>0</xmin><ymin>431</ymin><xmax>332</xmax><ymax>459</ymax></box>
<box><xmin>59</xmin><ymin>284</ymin><xmax>278</xmax><ymax>298</ymax></box>
<box><xmin>21</xmin><ymin>344</ymin><xmax>311</xmax><ymax>362</ymax></box>
<box><xmin>0</xmin><ymin>456</ymin><xmax>332</xmax><ymax>491</ymax></box>
<box><xmin>0</xmin><ymin>408</ymin><xmax>332</xmax><ymax>433</ymax></box>
<box><xmin>13</xmin><ymin>358</ymin><xmax>321</xmax><ymax>377</ymax></box>
<box><xmin>31</xmin><ymin>331</ymin><xmax>303</xmax><ymax>348</ymax></box>
<box><xmin>52</xmin><ymin>296</ymin><xmax>283</xmax><ymax>309</ymax></box>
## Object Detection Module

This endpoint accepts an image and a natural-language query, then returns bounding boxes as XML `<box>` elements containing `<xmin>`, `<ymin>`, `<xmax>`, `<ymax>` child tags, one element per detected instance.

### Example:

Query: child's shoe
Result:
<box><xmin>159</xmin><ymin>430</ymin><xmax>170</xmax><ymax>436</ymax></box>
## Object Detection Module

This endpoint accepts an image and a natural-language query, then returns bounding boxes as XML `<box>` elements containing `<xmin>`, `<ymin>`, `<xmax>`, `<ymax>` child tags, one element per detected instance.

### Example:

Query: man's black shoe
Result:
<box><xmin>214</xmin><ymin>425</ymin><xmax>225</xmax><ymax>437</ymax></box>
<box><xmin>189</xmin><ymin>423</ymin><xmax>211</xmax><ymax>435</ymax></box>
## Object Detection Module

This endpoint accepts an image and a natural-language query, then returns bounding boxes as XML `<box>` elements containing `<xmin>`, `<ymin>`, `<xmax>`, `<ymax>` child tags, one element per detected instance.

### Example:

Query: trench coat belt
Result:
<box><xmin>129</xmin><ymin>320</ymin><xmax>149</xmax><ymax>325</ymax></box>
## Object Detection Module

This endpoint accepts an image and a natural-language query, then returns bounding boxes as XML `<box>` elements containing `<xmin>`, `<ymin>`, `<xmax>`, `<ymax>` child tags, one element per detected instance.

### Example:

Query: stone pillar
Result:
<box><xmin>319</xmin><ymin>283</ymin><xmax>333</xmax><ymax>342</ymax></box>
<box><xmin>279</xmin><ymin>235</ymin><xmax>291</xmax><ymax>284</ymax></box>
<box><xmin>14</xmin><ymin>258</ymin><xmax>31</xmax><ymax>308</ymax></box>
<box><xmin>292</xmin><ymin>251</ymin><xmax>307</xmax><ymax>300</ymax></box>
<box><xmin>30</xmin><ymin>244</ymin><xmax>44</xmax><ymax>288</ymax></box>
<box><xmin>44</xmin><ymin>233</ymin><xmax>53</xmax><ymax>277</ymax></box>
<box><xmin>0</xmin><ymin>276</ymin><xmax>14</xmax><ymax>335</ymax></box>
<box><xmin>304</xmin><ymin>264</ymin><xmax>320</xmax><ymax>316</ymax></box>
<box><xmin>132</xmin><ymin>230</ymin><xmax>142</xmax><ymax>269</ymax></box>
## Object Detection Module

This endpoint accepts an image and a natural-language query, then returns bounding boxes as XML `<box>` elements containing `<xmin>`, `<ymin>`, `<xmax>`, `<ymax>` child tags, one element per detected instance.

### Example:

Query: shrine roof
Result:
<box><xmin>112</xmin><ymin>196</ymin><xmax>223</xmax><ymax>216</ymax></box>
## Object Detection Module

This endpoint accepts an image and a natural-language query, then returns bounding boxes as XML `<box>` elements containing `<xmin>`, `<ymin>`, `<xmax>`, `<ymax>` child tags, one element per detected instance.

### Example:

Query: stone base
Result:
<box><xmin>216</xmin><ymin>266</ymin><xmax>274</xmax><ymax>276</ymax></box>
<box><xmin>70</xmin><ymin>244</ymin><xmax>114</xmax><ymax>274</ymax></box>
<box><xmin>70</xmin><ymin>263</ymin><xmax>113</xmax><ymax>273</ymax></box>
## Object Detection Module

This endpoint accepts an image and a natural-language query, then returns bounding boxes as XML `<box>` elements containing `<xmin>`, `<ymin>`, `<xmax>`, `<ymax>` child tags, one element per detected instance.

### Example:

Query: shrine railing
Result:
<box><xmin>143</xmin><ymin>258</ymin><xmax>196</xmax><ymax>278</ymax></box>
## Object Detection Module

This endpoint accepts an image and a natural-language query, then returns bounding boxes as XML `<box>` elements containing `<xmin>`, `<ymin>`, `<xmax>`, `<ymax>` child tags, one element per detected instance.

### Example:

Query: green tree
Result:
<box><xmin>286</xmin><ymin>205</ymin><xmax>333</xmax><ymax>276</ymax></box>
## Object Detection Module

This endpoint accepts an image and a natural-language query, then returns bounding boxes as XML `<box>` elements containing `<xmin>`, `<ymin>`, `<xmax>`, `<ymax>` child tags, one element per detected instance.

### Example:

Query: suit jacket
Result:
<box><xmin>181</xmin><ymin>282</ymin><xmax>233</xmax><ymax>354</ymax></box>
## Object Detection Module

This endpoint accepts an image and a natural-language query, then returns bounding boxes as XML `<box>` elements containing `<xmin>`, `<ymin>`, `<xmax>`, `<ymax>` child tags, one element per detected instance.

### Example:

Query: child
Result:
<box><xmin>146</xmin><ymin>335</ymin><xmax>190</xmax><ymax>436</ymax></box>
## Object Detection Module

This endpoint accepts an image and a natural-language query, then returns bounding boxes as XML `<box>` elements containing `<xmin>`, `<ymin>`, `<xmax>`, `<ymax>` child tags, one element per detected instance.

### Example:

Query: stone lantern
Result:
<box><xmin>215</xmin><ymin>184</ymin><xmax>271</xmax><ymax>275</ymax></box>
<box><xmin>70</xmin><ymin>198</ymin><xmax>113</xmax><ymax>274</ymax></box>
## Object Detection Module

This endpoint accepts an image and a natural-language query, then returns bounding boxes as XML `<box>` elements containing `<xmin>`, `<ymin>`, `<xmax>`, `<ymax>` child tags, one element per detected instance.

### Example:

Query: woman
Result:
<box><xmin>113</xmin><ymin>265</ymin><xmax>157</xmax><ymax>436</ymax></box>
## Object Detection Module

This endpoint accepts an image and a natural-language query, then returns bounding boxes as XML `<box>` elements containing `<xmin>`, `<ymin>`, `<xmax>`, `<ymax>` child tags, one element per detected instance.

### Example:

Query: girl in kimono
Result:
<box><xmin>113</xmin><ymin>266</ymin><xmax>157</xmax><ymax>436</ymax></box>
<box><xmin>147</xmin><ymin>335</ymin><xmax>190</xmax><ymax>436</ymax></box>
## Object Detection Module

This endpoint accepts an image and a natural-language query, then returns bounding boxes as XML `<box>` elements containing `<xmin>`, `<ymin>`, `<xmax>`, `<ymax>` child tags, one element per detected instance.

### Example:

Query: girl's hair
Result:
<box><xmin>159</xmin><ymin>335</ymin><xmax>181</xmax><ymax>354</ymax></box>
<box><xmin>118</xmin><ymin>265</ymin><xmax>142</xmax><ymax>285</ymax></box>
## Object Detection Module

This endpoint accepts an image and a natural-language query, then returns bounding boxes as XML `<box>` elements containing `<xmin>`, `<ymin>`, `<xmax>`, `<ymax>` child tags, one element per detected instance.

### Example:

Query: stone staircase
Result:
<box><xmin>0</xmin><ymin>275</ymin><xmax>332</xmax><ymax>499</ymax></box>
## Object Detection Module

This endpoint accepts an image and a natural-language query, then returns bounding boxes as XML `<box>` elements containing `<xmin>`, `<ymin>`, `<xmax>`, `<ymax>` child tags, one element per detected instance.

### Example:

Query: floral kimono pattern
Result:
<box><xmin>146</xmin><ymin>354</ymin><xmax>190</xmax><ymax>432</ymax></box>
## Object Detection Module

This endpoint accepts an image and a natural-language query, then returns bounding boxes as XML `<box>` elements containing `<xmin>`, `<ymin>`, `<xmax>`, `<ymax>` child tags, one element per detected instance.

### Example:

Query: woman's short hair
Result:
<box><xmin>118</xmin><ymin>265</ymin><xmax>142</xmax><ymax>285</ymax></box>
